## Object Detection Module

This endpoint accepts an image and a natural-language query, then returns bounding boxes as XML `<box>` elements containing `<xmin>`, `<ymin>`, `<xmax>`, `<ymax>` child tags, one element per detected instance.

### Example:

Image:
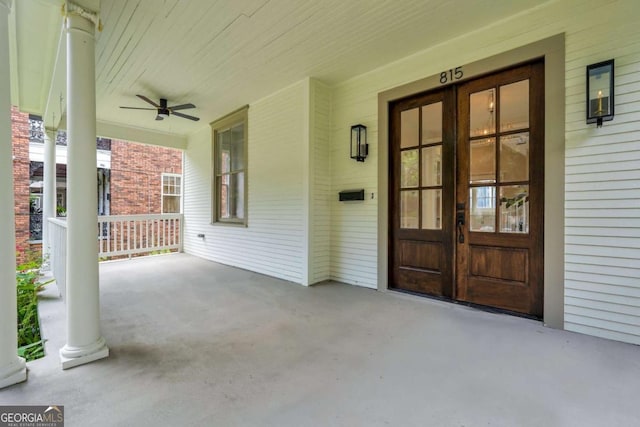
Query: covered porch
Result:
<box><xmin>2</xmin><ymin>0</ymin><xmax>639</xmax><ymax>400</ymax></box>
<box><xmin>2</xmin><ymin>253</ymin><xmax>639</xmax><ymax>426</ymax></box>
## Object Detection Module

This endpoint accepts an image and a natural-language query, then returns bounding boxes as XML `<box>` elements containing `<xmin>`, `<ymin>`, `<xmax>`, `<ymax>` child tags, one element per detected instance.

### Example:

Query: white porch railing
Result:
<box><xmin>48</xmin><ymin>214</ymin><xmax>183</xmax><ymax>299</ymax></box>
<box><xmin>98</xmin><ymin>214</ymin><xmax>182</xmax><ymax>258</ymax></box>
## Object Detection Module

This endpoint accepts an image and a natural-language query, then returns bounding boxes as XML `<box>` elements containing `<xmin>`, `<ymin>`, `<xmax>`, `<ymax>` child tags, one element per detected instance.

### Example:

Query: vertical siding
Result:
<box><xmin>563</xmin><ymin>3</ymin><xmax>640</xmax><ymax>345</ymax></box>
<box><xmin>183</xmin><ymin>82</ymin><xmax>307</xmax><ymax>283</ymax></box>
<box><xmin>310</xmin><ymin>79</ymin><xmax>332</xmax><ymax>284</ymax></box>
<box><xmin>328</xmin><ymin>0</ymin><xmax>640</xmax><ymax>343</ymax></box>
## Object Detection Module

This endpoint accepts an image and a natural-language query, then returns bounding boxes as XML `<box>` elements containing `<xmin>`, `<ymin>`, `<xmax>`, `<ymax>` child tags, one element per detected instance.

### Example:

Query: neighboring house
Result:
<box><xmin>10</xmin><ymin>110</ymin><xmax>182</xmax><ymax>264</ymax></box>
<box><xmin>1</xmin><ymin>0</ymin><xmax>639</xmax><ymax>383</ymax></box>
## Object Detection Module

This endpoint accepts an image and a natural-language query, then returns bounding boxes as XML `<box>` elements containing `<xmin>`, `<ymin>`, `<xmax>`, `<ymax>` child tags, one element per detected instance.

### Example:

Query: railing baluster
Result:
<box><xmin>164</xmin><ymin>218</ymin><xmax>167</xmax><ymax>248</ymax></box>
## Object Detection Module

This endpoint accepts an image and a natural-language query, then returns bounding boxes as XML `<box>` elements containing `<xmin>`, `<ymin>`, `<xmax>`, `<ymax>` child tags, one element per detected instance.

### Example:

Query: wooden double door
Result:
<box><xmin>389</xmin><ymin>61</ymin><xmax>544</xmax><ymax>317</ymax></box>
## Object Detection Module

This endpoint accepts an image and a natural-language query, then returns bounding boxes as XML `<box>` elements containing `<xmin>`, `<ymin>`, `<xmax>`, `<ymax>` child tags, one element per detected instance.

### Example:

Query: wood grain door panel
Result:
<box><xmin>389</xmin><ymin>89</ymin><xmax>455</xmax><ymax>299</ymax></box>
<box><xmin>456</xmin><ymin>61</ymin><xmax>544</xmax><ymax>317</ymax></box>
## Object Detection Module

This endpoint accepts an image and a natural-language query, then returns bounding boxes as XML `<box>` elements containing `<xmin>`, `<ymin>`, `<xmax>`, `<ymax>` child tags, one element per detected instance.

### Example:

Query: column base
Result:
<box><xmin>60</xmin><ymin>337</ymin><xmax>109</xmax><ymax>370</ymax></box>
<box><xmin>0</xmin><ymin>358</ymin><xmax>27</xmax><ymax>389</ymax></box>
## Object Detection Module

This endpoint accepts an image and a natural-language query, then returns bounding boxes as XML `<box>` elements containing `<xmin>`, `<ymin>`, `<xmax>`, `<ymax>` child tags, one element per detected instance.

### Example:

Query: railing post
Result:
<box><xmin>42</xmin><ymin>129</ymin><xmax>56</xmax><ymax>269</ymax></box>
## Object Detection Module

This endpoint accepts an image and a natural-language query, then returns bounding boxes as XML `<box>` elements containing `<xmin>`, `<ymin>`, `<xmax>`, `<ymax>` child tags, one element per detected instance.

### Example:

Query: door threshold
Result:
<box><xmin>388</xmin><ymin>287</ymin><xmax>542</xmax><ymax>321</ymax></box>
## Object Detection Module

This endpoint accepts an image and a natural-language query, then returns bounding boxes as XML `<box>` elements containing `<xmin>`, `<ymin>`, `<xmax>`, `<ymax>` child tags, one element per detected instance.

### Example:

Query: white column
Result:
<box><xmin>59</xmin><ymin>6</ymin><xmax>108</xmax><ymax>369</ymax></box>
<box><xmin>42</xmin><ymin>129</ymin><xmax>56</xmax><ymax>270</ymax></box>
<box><xmin>0</xmin><ymin>0</ymin><xmax>27</xmax><ymax>389</ymax></box>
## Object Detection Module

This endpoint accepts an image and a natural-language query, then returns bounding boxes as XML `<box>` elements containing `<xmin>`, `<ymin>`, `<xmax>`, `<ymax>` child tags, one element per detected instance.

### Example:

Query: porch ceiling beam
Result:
<box><xmin>42</xmin><ymin>1</ymin><xmax>100</xmax><ymax>129</ymax></box>
<box><xmin>95</xmin><ymin>120</ymin><xmax>188</xmax><ymax>150</ymax></box>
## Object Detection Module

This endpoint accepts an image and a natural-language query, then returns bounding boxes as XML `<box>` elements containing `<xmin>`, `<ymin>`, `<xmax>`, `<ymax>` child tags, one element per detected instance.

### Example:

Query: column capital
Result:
<box><xmin>64</xmin><ymin>2</ymin><xmax>101</xmax><ymax>32</ymax></box>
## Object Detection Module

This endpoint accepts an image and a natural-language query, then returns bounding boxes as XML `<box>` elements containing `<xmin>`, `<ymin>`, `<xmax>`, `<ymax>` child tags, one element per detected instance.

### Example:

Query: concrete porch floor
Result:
<box><xmin>1</xmin><ymin>254</ymin><xmax>639</xmax><ymax>426</ymax></box>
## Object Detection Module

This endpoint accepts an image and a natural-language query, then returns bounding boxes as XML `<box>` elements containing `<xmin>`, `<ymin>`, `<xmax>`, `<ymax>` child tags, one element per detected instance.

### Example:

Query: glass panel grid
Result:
<box><xmin>162</xmin><ymin>175</ymin><xmax>181</xmax><ymax>196</ymax></box>
<box><xmin>399</xmin><ymin>102</ymin><xmax>443</xmax><ymax>230</ymax></box>
<box><xmin>215</xmin><ymin>117</ymin><xmax>246</xmax><ymax>222</ymax></box>
<box><xmin>467</xmin><ymin>78</ymin><xmax>530</xmax><ymax>235</ymax></box>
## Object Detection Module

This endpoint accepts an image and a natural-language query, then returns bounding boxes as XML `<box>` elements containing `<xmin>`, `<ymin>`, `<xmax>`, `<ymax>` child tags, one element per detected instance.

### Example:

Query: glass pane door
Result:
<box><xmin>399</xmin><ymin>102</ymin><xmax>444</xmax><ymax>230</ymax></box>
<box><xmin>468</xmin><ymin>79</ymin><xmax>531</xmax><ymax>234</ymax></box>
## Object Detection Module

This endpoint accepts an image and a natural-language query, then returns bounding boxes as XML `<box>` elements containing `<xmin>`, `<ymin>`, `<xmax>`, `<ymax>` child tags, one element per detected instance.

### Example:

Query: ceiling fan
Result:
<box><xmin>120</xmin><ymin>95</ymin><xmax>200</xmax><ymax>121</ymax></box>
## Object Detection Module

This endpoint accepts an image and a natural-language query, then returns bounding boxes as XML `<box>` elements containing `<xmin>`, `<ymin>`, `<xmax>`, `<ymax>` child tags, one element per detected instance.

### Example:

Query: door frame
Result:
<box><xmin>377</xmin><ymin>34</ymin><xmax>565</xmax><ymax>328</ymax></box>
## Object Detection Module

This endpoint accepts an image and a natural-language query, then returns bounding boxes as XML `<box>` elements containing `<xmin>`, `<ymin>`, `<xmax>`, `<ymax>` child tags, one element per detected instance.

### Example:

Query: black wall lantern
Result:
<box><xmin>350</xmin><ymin>124</ymin><xmax>368</xmax><ymax>162</ymax></box>
<box><xmin>586</xmin><ymin>59</ymin><xmax>614</xmax><ymax>127</ymax></box>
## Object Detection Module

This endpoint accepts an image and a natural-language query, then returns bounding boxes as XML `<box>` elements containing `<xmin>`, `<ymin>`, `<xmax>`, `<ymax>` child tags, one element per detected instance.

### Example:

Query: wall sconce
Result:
<box><xmin>350</xmin><ymin>124</ymin><xmax>368</xmax><ymax>162</ymax></box>
<box><xmin>586</xmin><ymin>59</ymin><xmax>614</xmax><ymax>127</ymax></box>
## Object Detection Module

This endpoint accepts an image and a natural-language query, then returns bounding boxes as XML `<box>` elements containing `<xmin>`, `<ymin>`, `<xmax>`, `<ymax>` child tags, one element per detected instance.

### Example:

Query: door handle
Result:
<box><xmin>456</xmin><ymin>211</ymin><xmax>465</xmax><ymax>243</ymax></box>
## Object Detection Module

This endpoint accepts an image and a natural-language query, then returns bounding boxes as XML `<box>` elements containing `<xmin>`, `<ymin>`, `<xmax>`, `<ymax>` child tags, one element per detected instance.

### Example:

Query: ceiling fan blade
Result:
<box><xmin>168</xmin><ymin>103</ymin><xmax>196</xmax><ymax>111</ymax></box>
<box><xmin>120</xmin><ymin>106</ymin><xmax>156</xmax><ymax>110</ymax></box>
<box><xmin>155</xmin><ymin>115</ymin><xmax>164</xmax><ymax>121</ymax></box>
<box><xmin>137</xmin><ymin>94</ymin><xmax>160</xmax><ymax>108</ymax></box>
<box><xmin>172</xmin><ymin>111</ymin><xmax>200</xmax><ymax>121</ymax></box>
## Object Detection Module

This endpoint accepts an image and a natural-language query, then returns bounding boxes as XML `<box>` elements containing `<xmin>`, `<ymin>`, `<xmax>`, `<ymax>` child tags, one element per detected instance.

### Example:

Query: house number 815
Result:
<box><xmin>440</xmin><ymin>67</ymin><xmax>463</xmax><ymax>84</ymax></box>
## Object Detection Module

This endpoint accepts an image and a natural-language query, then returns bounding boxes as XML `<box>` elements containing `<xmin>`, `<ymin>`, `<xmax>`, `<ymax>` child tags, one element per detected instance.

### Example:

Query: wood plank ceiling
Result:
<box><xmin>12</xmin><ymin>0</ymin><xmax>545</xmax><ymax>137</ymax></box>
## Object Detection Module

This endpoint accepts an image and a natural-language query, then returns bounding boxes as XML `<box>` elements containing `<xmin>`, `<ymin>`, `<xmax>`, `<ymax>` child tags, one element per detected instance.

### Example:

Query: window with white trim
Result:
<box><xmin>161</xmin><ymin>173</ymin><xmax>182</xmax><ymax>213</ymax></box>
<box><xmin>212</xmin><ymin>106</ymin><xmax>248</xmax><ymax>225</ymax></box>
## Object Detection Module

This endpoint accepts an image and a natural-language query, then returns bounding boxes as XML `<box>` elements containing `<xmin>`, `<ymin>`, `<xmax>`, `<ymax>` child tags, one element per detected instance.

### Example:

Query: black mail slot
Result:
<box><xmin>339</xmin><ymin>189</ymin><xmax>365</xmax><ymax>201</ymax></box>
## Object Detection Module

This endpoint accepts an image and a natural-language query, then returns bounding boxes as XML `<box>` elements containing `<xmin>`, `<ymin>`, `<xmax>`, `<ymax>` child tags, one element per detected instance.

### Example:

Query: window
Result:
<box><xmin>212</xmin><ymin>106</ymin><xmax>248</xmax><ymax>225</ymax></box>
<box><xmin>161</xmin><ymin>173</ymin><xmax>182</xmax><ymax>213</ymax></box>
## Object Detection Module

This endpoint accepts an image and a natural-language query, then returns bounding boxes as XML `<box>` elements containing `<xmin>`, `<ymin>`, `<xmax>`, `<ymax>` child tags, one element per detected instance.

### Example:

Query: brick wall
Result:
<box><xmin>110</xmin><ymin>140</ymin><xmax>182</xmax><ymax>215</ymax></box>
<box><xmin>11</xmin><ymin>107</ymin><xmax>30</xmax><ymax>265</ymax></box>
<box><xmin>10</xmin><ymin>118</ymin><xmax>182</xmax><ymax>264</ymax></box>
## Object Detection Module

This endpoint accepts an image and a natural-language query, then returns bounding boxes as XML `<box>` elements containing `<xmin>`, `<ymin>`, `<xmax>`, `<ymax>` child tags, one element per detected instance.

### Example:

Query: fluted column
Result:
<box><xmin>42</xmin><ymin>129</ymin><xmax>56</xmax><ymax>270</ymax></box>
<box><xmin>0</xmin><ymin>0</ymin><xmax>27</xmax><ymax>389</ymax></box>
<box><xmin>59</xmin><ymin>4</ymin><xmax>108</xmax><ymax>369</ymax></box>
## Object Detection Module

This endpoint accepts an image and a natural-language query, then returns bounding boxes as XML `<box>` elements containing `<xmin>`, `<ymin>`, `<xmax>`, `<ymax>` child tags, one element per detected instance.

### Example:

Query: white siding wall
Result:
<box><xmin>183</xmin><ymin>82</ymin><xmax>307</xmax><ymax>283</ymax></box>
<box><xmin>564</xmin><ymin>5</ymin><xmax>640</xmax><ymax>345</ymax></box>
<box><xmin>329</xmin><ymin>0</ymin><xmax>640</xmax><ymax>343</ymax></box>
<box><xmin>330</xmin><ymin>84</ymin><xmax>379</xmax><ymax>288</ymax></box>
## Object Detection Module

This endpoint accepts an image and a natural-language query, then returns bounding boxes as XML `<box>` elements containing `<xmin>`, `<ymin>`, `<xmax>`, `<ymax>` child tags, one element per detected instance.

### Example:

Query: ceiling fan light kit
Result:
<box><xmin>119</xmin><ymin>94</ymin><xmax>200</xmax><ymax>121</ymax></box>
